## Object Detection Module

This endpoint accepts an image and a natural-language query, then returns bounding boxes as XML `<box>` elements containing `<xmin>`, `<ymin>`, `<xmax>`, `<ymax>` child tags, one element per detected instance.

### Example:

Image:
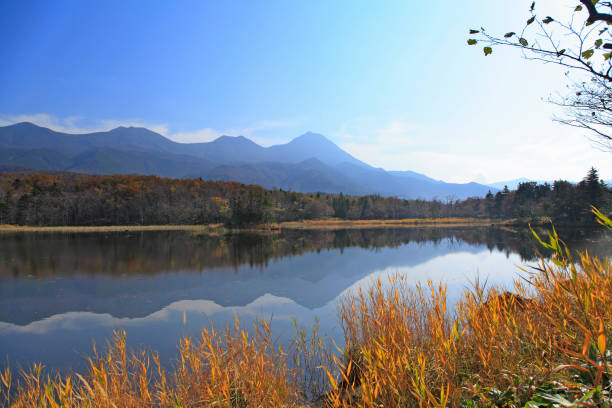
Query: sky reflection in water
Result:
<box><xmin>0</xmin><ymin>227</ymin><xmax>608</xmax><ymax>372</ymax></box>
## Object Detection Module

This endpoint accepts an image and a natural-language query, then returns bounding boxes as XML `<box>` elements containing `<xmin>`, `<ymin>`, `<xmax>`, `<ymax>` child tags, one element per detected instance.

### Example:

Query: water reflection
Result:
<box><xmin>0</xmin><ymin>226</ymin><xmax>609</xmax><ymax>372</ymax></box>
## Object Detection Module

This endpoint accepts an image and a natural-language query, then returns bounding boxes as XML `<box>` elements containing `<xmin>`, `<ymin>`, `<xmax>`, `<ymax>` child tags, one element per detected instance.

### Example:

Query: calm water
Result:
<box><xmin>1</xmin><ymin>226</ymin><xmax>610</xmax><ymax>372</ymax></box>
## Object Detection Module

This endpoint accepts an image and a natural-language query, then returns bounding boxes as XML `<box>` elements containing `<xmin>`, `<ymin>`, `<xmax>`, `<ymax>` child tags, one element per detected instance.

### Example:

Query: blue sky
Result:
<box><xmin>0</xmin><ymin>0</ymin><xmax>610</xmax><ymax>183</ymax></box>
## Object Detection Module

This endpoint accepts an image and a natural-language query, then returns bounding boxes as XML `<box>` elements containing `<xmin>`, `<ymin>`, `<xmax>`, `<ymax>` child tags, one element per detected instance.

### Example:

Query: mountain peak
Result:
<box><xmin>109</xmin><ymin>125</ymin><xmax>156</xmax><ymax>133</ymax></box>
<box><xmin>289</xmin><ymin>132</ymin><xmax>333</xmax><ymax>145</ymax></box>
<box><xmin>211</xmin><ymin>135</ymin><xmax>259</xmax><ymax>146</ymax></box>
<box><xmin>9</xmin><ymin>122</ymin><xmax>45</xmax><ymax>130</ymax></box>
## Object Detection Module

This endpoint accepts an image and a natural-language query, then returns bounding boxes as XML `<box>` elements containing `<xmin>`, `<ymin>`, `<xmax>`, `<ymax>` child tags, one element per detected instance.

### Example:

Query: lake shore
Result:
<box><xmin>0</xmin><ymin>218</ymin><xmax>511</xmax><ymax>233</ymax></box>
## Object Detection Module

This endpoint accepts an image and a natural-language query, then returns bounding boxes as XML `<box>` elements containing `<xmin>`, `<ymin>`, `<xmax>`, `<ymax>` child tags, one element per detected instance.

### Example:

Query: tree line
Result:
<box><xmin>0</xmin><ymin>168</ymin><xmax>608</xmax><ymax>227</ymax></box>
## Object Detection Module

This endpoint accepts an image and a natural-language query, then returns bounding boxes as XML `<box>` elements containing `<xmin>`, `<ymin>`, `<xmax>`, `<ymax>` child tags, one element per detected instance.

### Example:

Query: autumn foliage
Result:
<box><xmin>0</xmin><ymin>169</ymin><xmax>608</xmax><ymax>226</ymax></box>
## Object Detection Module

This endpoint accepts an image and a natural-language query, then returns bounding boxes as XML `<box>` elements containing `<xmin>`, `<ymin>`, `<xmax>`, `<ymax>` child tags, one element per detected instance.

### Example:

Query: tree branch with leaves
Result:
<box><xmin>468</xmin><ymin>1</ymin><xmax>612</xmax><ymax>150</ymax></box>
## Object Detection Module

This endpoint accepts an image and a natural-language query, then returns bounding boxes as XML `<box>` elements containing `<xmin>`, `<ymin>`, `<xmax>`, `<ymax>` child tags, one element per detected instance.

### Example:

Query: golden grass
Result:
<box><xmin>325</xmin><ymin>230</ymin><xmax>612</xmax><ymax>407</ymax></box>
<box><xmin>0</xmin><ymin>224</ymin><xmax>224</xmax><ymax>233</ymax></box>
<box><xmin>0</xmin><ymin>218</ymin><xmax>500</xmax><ymax>234</ymax></box>
<box><xmin>1</xmin><ymin>319</ymin><xmax>303</xmax><ymax>408</ymax></box>
<box><xmin>279</xmin><ymin>217</ymin><xmax>502</xmax><ymax>230</ymax></box>
<box><xmin>1</xmin><ymin>226</ymin><xmax>610</xmax><ymax>407</ymax></box>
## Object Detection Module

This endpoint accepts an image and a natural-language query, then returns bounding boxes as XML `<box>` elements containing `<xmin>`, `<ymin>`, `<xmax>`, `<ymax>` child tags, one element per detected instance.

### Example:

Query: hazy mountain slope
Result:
<box><xmin>67</xmin><ymin>148</ymin><xmax>215</xmax><ymax>177</ymax></box>
<box><xmin>389</xmin><ymin>170</ymin><xmax>441</xmax><ymax>184</ymax></box>
<box><xmin>266</xmin><ymin>132</ymin><xmax>369</xmax><ymax>167</ymax></box>
<box><xmin>201</xmin><ymin>159</ymin><xmax>493</xmax><ymax>199</ymax></box>
<box><xmin>0</xmin><ymin>147</ymin><xmax>73</xmax><ymax>170</ymax></box>
<box><xmin>0</xmin><ymin>122</ymin><xmax>89</xmax><ymax>155</ymax></box>
<box><xmin>335</xmin><ymin>163</ymin><xmax>413</xmax><ymax>196</ymax></box>
<box><xmin>185</xmin><ymin>136</ymin><xmax>269</xmax><ymax>164</ymax></box>
<box><xmin>202</xmin><ymin>159</ymin><xmax>366</xmax><ymax>194</ymax></box>
<box><xmin>81</xmin><ymin>126</ymin><xmax>184</xmax><ymax>154</ymax></box>
<box><xmin>0</xmin><ymin>122</ymin><xmax>182</xmax><ymax>155</ymax></box>
<box><xmin>0</xmin><ymin>122</ymin><xmax>495</xmax><ymax>199</ymax></box>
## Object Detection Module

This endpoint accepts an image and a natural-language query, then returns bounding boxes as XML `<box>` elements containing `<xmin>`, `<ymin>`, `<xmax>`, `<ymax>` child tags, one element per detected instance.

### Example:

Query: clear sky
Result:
<box><xmin>0</xmin><ymin>0</ymin><xmax>610</xmax><ymax>183</ymax></box>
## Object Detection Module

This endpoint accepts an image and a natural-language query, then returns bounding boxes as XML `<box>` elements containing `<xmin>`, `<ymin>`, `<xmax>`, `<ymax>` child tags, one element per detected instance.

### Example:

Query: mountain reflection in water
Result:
<box><xmin>0</xmin><ymin>226</ymin><xmax>609</xmax><ymax>372</ymax></box>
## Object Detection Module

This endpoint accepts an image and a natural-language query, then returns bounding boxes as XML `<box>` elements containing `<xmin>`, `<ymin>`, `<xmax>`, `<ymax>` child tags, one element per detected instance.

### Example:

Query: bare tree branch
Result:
<box><xmin>579</xmin><ymin>0</ymin><xmax>612</xmax><ymax>24</ymax></box>
<box><xmin>470</xmin><ymin>1</ymin><xmax>612</xmax><ymax>151</ymax></box>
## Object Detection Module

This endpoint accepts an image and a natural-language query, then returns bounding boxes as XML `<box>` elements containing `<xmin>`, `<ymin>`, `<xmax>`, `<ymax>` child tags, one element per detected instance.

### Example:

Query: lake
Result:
<box><xmin>1</xmin><ymin>226</ymin><xmax>610</xmax><ymax>373</ymax></box>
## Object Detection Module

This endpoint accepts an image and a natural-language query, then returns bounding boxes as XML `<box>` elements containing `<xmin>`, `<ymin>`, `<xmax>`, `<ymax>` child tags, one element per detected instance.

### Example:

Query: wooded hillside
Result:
<box><xmin>0</xmin><ymin>168</ymin><xmax>608</xmax><ymax>226</ymax></box>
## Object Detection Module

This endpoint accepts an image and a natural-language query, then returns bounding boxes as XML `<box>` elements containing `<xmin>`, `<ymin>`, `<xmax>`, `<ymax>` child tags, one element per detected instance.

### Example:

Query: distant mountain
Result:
<box><xmin>389</xmin><ymin>170</ymin><xmax>441</xmax><ymax>184</ymax></box>
<box><xmin>199</xmin><ymin>159</ymin><xmax>367</xmax><ymax>195</ymax></box>
<box><xmin>486</xmin><ymin>177</ymin><xmax>533</xmax><ymax>190</ymax></box>
<box><xmin>0</xmin><ymin>122</ymin><xmax>180</xmax><ymax>155</ymax></box>
<box><xmin>0</xmin><ymin>147</ymin><xmax>73</xmax><ymax>170</ymax></box>
<box><xmin>197</xmin><ymin>160</ymin><xmax>494</xmax><ymax>199</ymax></box>
<box><xmin>67</xmin><ymin>148</ymin><xmax>215</xmax><ymax>178</ymax></box>
<box><xmin>266</xmin><ymin>132</ymin><xmax>369</xmax><ymax>167</ymax></box>
<box><xmin>0</xmin><ymin>122</ymin><xmax>495</xmax><ymax>200</ymax></box>
<box><xmin>187</xmin><ymin>136</ymin><xmax>268</xmax><ymax>164</ymax></box>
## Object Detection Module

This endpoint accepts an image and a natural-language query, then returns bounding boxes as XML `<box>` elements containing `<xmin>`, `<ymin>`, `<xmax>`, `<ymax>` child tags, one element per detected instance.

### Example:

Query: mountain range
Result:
<box><xmin>0</xmin><ymin>122</ymin><xmax>496</xmax><ymax>199</ymax></box>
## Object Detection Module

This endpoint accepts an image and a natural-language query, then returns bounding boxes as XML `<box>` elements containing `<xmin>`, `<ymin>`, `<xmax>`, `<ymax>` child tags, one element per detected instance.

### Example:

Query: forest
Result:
<box><xmin>0</xmin><ymin>167</ymin><xmax>608</xmax><ymax>227</ymax></box>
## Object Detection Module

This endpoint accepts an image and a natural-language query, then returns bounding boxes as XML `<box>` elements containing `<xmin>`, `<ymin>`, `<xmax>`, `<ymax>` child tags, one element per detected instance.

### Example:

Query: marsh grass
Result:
<box><xmin>0</xmin><ymin>217</ymin><xmax>500</xmax><ymax>234</ymax></box>
<box><xmin>325</xmin><ymin>226</ymin><xmax>612</xmax><ymax>407</ymax></box>
<box><xmin>279</xmin><ymin>217</ymin><xmax>501</xmax><ymax>230</ymax></box>
<box><xmin>0</xmin><ymin>224</ymin><xmax>224</xmax><ymax>233</ymax></box>
<box><xmin>1</xmin><ymin>320</ymin><xmax>302</xmax><ymax>408</ymax></box>
<box><xmin>1</xmin><ymin>217</ymin><xmax>611</xmax><ymax>407</ymax></box>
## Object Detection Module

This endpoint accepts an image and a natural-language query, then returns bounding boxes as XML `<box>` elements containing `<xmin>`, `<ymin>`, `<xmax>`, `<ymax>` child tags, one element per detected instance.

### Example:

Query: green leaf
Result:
<box><xmin>519</xmin><ymin>38</ymin><xmax>528</xmax><ymax>46</ymax></box>
<box><xmin>483</xmin><ymin>46</ymin><xmax>492</xmax><ymax>56</ymax></box>
<box><xmin>604</xmin><ymin>52</ymin><xmax>612</xmax><ymax>60</ymax></box>
<box><xmin>504</xmin><ymin>32</ymin><xmax>515</xmax><ymax>38</ymax></box>
<box><xmin>556</xmin><ymin>49</ymin><xmax>566</xmax><ymax>56</ymax></box>
<box><xmin>527</xmin><ymin>16</ymin><xmax>536</xmax><ymax>25</ymax></box>
<box><xmin>595</xmin><ymin>39</ymin><xmax>603</xmax><ymax>48</ymax></box>
<box><xmin>542</xmin><ymin>16</ymin><xmax>554</xmax><ymax>24</ymax></box>
<box><xmin>469</xmin><ymin>29</ymin><xmax>480</xmax><ymax>34</ymax></box>
<box><xmin>575</xmin><ymin>5</ymin><xmax>583</xmax><ymax>11</ymax></box>
<box><xmin>467</xmin><ymin>39</ymin><xmax>477</xmax><ymax>45</ymax></box>
<box><xmin>582</xmin><ymin>49</ymin><xmax>595</xmax><ymax>59</ymax></box>
<box><xmin>592</xmin><ymin>206</ymin><xmax>612</xmax><ymax>229</ymax></box>
<box><xmin>531</xmin><ymin>228</ymin><xmax>555</xmax><ymax>250</ymax></box>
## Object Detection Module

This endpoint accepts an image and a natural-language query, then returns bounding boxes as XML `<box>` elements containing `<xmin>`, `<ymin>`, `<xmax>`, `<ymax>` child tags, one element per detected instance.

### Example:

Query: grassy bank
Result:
<box><xmin>0</xmin><ymin>218</ymin><xmax>506</xmax><ymax>233</ymax></box>
<box><xmin>279</xmin><ymin>217</ymin><xmax>505</xmax><ymax>230</ymax></box>
<box><xmin>1</xmin><ymin>224</ymin><xmax>611</xmax><ymax>407</ymax></box>
<box><xmin>0</xmin><ymin>224</ymin><xmax>225</xmax><ymax>233</ymax></box>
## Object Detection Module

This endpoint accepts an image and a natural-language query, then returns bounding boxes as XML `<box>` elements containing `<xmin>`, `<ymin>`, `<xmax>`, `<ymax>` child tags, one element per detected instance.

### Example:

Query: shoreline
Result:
<box><xmin>278</xmin><ymin>217</ymin><xmax>505</xmax><ymax>230</ymax></box>
<box><xmin>0</xmin><ymin>218</ymin><xmax>508</xmax><ymax>233</ymax></box>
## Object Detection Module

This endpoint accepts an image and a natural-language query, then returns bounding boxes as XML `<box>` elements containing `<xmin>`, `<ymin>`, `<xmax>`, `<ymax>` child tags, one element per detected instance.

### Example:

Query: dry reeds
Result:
<box><xmin>325</xmin><ymin>225</ymin><xmax>612</xmax><ymax>407</ymax></box>
<box><xmin>280</xmin><ymin>218</ymin><xmax>499</xmax><ymax>230</ymax></box>
<box><xmin>1</xmin><ymin>320</ymin><xmax>302</xmax><ymax>408</ymax></box>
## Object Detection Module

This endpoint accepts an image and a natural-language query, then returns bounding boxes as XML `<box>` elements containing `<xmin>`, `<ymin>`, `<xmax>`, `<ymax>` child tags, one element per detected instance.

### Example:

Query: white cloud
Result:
<box><xmin>168</xmin><ymin>127</ymin><xmax>223</xmax><ymax>143</ymax></box>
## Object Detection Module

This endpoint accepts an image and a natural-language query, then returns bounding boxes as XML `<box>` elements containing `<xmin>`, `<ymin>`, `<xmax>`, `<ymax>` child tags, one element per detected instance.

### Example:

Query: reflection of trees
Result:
<box><xmin>0</xmin><ymin>227</ymin><xmax>609</xmax><ymax>278</ymax></box>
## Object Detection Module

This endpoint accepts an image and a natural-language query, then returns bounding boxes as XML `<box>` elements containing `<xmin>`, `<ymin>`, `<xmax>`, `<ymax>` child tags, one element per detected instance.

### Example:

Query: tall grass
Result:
<box><xmin>326</xmin><ymin>225</ymin><xmax>612</xmax><ymax>407</ymax></box>
<box><xmin>1</xmin><ymin>320</ymin><xmax>301</xmax><ymax>408</ymax></box>
<box><xmin>1</xmin><ymin>213</ymin><xmax>611</xmax><ymax>407</ymax></box>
